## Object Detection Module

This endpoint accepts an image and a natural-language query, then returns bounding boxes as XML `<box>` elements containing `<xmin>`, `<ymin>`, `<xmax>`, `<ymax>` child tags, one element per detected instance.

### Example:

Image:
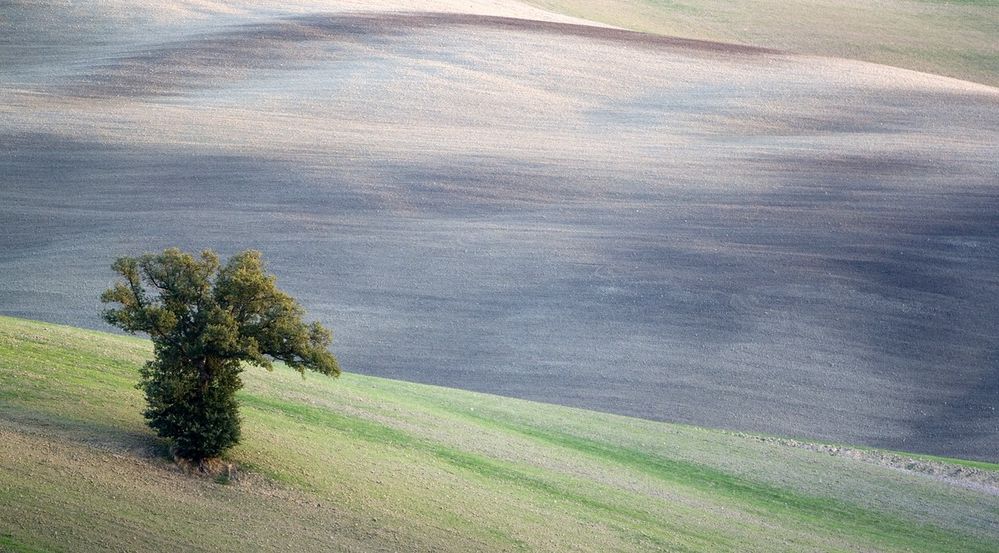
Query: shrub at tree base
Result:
<box><xmin>101</xmin><ymin>248</ymin><xmax>340</xmax><ymax>463</ymax></box>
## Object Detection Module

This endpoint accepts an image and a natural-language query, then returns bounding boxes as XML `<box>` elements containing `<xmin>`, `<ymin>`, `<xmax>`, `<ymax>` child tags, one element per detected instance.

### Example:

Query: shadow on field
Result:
<box><xmin>0</xmin><ymin>410</ymin><xmax>167</xmax><ymax>461</ymax></box>
<box><xmin>749</xmin><ymin>148</ymin><xmax>999</xmax><ymax>458</ymax></box>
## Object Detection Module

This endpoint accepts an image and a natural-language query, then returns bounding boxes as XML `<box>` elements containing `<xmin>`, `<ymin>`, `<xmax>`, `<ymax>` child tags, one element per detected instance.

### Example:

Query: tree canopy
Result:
<box><xmin>102</xmin><ymin>248</ymin><xmax>339</xmax><ymax>462</ymax></box>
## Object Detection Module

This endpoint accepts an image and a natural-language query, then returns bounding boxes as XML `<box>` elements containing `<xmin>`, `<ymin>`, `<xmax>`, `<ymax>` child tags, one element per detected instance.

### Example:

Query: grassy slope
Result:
<box><xmin>523</xmin><ymin>0</ymin><xmax>999</xmax><ymax>86</ymax></box>
<box><xmin>0</xmin><ymin>315</ymin><xmax>997</xmax><ymax>552</ymax></box>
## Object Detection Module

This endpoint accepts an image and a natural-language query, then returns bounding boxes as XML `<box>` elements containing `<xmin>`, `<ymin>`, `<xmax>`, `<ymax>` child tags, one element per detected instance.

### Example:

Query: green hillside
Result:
<box><xmin>528</xmin><ymin>0</ymin><xmax>999</xmax><ymax>86</ymax></box>
<box><xmin>0</xmin><ymin>315</ymin><xmax>997</xmax><ymax>552</ymax></box>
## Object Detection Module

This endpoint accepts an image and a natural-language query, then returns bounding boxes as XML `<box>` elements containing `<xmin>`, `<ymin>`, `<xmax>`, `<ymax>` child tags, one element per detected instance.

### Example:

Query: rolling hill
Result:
<box><xmin>2</xmin><ymin>0</ymin><xmax>997</xmax><ymax>461</ymax></box>
<box><xmin>1</xmin><ymin>315</ymin><xmax>998</xmax><ymax>552</ymax></box>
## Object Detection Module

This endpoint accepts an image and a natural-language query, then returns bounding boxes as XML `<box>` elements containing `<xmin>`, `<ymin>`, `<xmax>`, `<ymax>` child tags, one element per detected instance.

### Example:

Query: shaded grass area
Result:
<box><xmin>1</xmin><ymin>315</ymin><xmax>997</xmax><ymax>552</ymax></box>
<box><xmin>525</xmin><ymin>0</ymin><xmax>999</xmax><ymax>86</ymax></box>
<box><xmin>0</xmin><ymin>533</ymin><xmax>48</xmax><ymax>553</ymax></box>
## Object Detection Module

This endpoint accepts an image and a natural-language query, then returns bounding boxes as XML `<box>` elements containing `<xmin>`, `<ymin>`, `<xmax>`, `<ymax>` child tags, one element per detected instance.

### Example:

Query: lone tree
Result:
<box><xmin>102</xmin><ymin>248</ymin><xmax>340</xmax><ymax>464</ymax></box>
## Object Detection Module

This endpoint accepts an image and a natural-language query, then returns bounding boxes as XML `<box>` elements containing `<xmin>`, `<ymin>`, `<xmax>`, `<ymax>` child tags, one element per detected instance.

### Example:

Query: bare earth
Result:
<box><xmin>1</xmin><ymin>1</ymin><xmax>998</xmax><ymax>460</ymax></box>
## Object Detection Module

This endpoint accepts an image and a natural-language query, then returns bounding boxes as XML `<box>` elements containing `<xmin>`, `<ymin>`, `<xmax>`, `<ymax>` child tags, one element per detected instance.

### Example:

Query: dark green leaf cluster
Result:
<box><xmin>102</xmin><ymin>248</ymin><xmax>340</xmax><ymax>461</ymax></box>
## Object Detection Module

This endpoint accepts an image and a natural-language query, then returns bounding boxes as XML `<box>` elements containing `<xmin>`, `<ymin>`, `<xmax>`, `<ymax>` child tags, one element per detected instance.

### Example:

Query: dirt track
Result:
<box><xmin>2</xmin><ymin>5</ymin><xmax>998</xmax><ymax>460</ymax></box>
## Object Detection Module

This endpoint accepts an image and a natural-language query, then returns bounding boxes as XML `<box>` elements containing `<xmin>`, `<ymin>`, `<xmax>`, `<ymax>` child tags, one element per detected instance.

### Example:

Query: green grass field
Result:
<box><xmin>527</xmin><ymin>0</ymin><xmax>999</xmax><ymax>86</ymax></box>
<box><xmin>1</xmin><ymin>315</ymin><xmax>997</xmax><ymax>552</ymax></box>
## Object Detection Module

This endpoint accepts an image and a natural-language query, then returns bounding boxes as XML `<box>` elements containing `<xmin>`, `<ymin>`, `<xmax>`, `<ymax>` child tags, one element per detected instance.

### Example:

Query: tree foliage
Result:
<box><xmin>101</xmin><ymin>248</ymin><xmax>339</xmax><ymax>461</ymax></box>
